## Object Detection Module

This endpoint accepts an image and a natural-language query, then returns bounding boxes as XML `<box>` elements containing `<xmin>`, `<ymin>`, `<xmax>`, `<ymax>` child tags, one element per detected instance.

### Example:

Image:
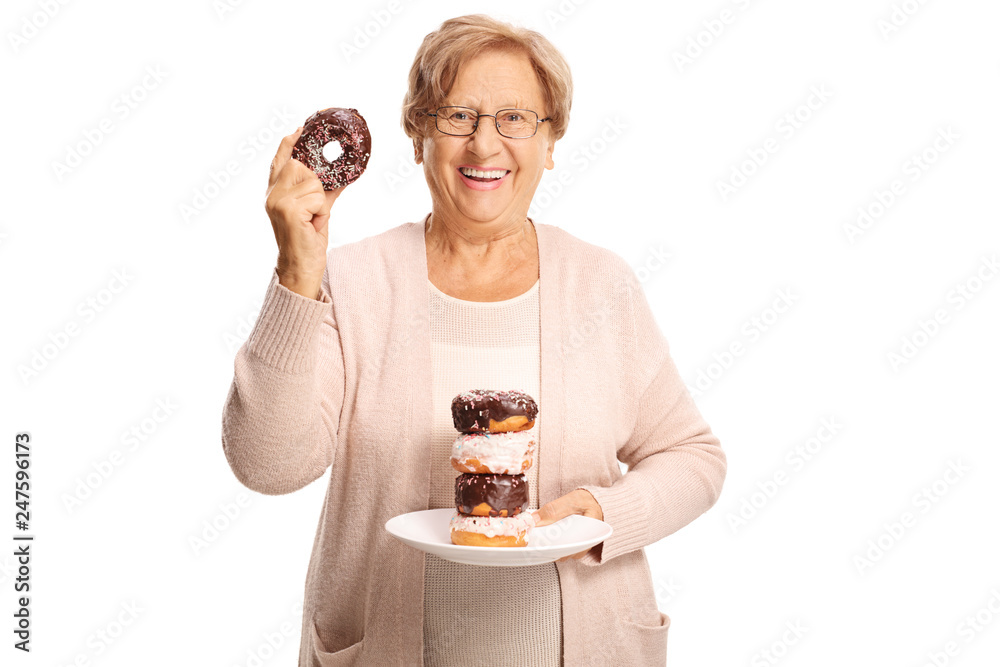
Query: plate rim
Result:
<box><xmin>384</xmin><ymin>507</ymin><xmax>613</xmax><ymax>554</ymax></box>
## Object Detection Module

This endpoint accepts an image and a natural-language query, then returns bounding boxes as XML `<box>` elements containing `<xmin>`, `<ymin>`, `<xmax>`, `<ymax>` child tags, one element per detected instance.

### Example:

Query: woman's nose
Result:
<box><xmin>467</xmin><ymin>117</ymin><xmax>503</xmax><ymax>155</ymax></box>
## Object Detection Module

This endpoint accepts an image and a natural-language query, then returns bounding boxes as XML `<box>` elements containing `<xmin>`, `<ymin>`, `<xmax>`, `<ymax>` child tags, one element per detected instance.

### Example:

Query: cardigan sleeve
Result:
<box><xmin>220</xmin><ymin>266</ymin><xmax>344</xmax><ymax>495</ymax></box>
<box><xmin>575</xmin><ymin>265</ymin><xmax>726</xmax><ymax>565</ymax></box>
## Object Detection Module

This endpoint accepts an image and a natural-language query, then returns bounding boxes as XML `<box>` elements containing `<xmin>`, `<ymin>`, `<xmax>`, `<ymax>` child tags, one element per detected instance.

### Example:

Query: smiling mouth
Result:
<box><xmin>459</xmin><ymin>167</ymin><xmax>509</xmax><ymax>182</ymax></box>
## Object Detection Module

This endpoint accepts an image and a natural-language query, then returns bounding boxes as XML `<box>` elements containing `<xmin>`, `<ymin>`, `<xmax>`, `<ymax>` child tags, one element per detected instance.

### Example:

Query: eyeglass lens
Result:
<box><xmin>435</xmin><ymin>107</ymin><xmax>539</xmax><ymax>138</ymax></box>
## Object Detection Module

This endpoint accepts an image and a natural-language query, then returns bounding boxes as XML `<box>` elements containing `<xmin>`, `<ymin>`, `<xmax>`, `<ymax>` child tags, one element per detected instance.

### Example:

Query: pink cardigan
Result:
<box><xmin>221</xmin><ymin>220</ymin><xmax>726</xmax><ymax>666</ymax></box>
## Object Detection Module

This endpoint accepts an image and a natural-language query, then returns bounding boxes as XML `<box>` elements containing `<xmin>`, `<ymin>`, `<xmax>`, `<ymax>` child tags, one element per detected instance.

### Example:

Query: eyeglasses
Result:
<box><xmin>426</xmin><ymin>106</ymin><xmax>551</xmax><ymax>139</ymax></box>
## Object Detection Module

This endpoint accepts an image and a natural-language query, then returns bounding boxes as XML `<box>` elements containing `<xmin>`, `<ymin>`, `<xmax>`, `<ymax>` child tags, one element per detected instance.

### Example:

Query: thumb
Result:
<box><xmin>269</xmin><ymin>127</ymin><xmax>304</xmax><ymax>190</ymax></box>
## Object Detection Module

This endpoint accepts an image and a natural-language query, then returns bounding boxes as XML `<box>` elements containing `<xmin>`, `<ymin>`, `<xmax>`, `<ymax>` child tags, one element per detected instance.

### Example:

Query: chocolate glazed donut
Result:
<box><xmin>451</xmin><ymin>389</ymin><xmax>538</xmax><ymax>433</ymax></box>
<box><xmin>455</xmin><ymin>473</ymin><xmax>528</xmax><ymax>517</ymax></box>
<box><xmin>291</xmin><ymin>107</ymin><xmax>371</xmax><ymax>190</ymax></box>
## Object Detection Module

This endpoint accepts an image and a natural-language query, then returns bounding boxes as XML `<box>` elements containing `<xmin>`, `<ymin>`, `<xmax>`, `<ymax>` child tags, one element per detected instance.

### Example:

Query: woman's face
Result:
<box><xmin>418</xmin><ymin>49</ymin><xmax>555</xmax><ymax>229</ymax></box>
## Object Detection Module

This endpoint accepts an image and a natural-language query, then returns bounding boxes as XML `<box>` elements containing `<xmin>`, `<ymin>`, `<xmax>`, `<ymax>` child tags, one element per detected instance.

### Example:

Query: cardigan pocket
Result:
<box><xmin>622</xmin><ymin>611</ymin><xmax>669</xmax><ymax>666</ymax></box>
<box><xmin>310</xmin><ymin>619</ymin><xmax>365</xmax><ymax>667</ymax></box>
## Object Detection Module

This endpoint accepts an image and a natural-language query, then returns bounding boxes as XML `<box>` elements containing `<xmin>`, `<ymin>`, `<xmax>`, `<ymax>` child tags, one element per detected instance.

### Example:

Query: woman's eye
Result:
<box><xmin>501</xmin><ymin>113</ymin><xmax>523</xmax><ymax>122</ymax></box>
<box><xmin>452</xmin><ymin>112</ymin><xmax>470</xmax><ymax>121</ymax></box>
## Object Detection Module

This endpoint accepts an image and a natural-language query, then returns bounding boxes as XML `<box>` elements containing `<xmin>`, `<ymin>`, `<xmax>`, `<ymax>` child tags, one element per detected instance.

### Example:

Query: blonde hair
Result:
<box><xmin>401</xmin><ymin>14</ymin><xmax>573</xmax><ymax>148</ymax></box>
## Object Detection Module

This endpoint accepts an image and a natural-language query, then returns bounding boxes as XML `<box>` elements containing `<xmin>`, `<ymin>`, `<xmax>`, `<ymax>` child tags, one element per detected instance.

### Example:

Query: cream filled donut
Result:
<box><xmin>449</xmin><ymin>510</ymin><xmax>536</xmax><ymax>547</ymax></box>
<box><xmin>450</xmin><ymin>430</ymin><xmax>536</xmax><ymax>475</ymax></box>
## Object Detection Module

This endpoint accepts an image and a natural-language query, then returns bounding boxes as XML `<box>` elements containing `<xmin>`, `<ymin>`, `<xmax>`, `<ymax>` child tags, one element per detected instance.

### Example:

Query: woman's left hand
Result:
<box><xmin>531</xmin><ymin>489</ymin><xmax>604</xmax><ymax>562</ymax></box>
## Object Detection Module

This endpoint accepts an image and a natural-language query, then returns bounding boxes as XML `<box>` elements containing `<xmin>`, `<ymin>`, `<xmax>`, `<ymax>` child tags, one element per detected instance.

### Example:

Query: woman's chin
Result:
<box><xmin>451</xmin><ymin>200</ymin><xmax>521</xmax><ymax>225</ymax></box>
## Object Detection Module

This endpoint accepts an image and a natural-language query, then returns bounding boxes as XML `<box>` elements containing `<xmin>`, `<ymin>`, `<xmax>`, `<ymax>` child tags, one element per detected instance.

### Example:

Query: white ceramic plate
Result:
<box><xmin>385</xmin><ymin>508</ymin><xmax>613</xmax><ymax>567</ymax></box>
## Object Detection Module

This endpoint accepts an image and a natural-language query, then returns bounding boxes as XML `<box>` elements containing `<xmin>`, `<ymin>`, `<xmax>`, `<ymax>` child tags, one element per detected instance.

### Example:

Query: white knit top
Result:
<box><xmin>423</xmin><ymin>277</ymin><xmax>563</xmax><ymax>667</ymax></box>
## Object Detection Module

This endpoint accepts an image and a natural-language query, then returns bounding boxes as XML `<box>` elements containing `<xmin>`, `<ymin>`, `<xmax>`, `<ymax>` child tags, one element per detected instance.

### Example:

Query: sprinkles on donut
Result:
<box><xmin>451</xmin><ymin>389</ymin><xmax>538</xmax><ymax>433</ymax></box>
<box><xmin>291</xmin><ymin>107</ymin><xmax>371</xmax><ymax>190</ymax></box>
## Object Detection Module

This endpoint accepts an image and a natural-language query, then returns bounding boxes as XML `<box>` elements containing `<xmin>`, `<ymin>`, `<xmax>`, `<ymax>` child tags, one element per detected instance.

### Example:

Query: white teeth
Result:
<box><xmin>460</xmin><ymin>168</ymin><xmax>507</xmax><ymax>179</ymax></box>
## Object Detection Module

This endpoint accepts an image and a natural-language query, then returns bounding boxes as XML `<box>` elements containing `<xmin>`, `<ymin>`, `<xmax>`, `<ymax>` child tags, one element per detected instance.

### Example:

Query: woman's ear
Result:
<box><xmin>413</xmin><ymin>138</ymin><xmax>424</xmax><ymax>165</ymax></box>
<box><xmin>545</xmin><ymin>140</ymin><xmax>555</xmax><ymax>170</ymax></box>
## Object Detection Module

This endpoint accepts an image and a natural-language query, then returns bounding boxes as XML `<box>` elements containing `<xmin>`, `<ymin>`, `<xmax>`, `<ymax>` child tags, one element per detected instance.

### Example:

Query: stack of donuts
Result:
<box><xmin>448</xmin><ymin>389</ymin><xmax>539</xmax><ymax>547</ymax></box>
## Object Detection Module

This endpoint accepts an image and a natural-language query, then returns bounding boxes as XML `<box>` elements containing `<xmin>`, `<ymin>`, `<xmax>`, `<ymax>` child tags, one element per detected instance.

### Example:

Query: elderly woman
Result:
<box><xmin>222</xmin><ymin>14</ymin><xmax>726</xmax><ymax>667</ymax></box>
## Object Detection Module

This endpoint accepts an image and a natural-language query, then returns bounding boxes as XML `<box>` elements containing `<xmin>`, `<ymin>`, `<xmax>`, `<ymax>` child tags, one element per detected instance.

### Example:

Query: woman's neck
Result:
<box><xmin>424</xmin><ymin>212</ymin><xmax>539</xmax><ymax>301</ymax></box>
<box><xmin>424</xmin><ymin>212</ymin><xmax>536</xmax><ymax>273</ymax></box>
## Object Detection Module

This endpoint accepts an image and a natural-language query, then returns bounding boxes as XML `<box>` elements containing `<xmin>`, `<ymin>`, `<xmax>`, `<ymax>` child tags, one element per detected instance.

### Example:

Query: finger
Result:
<box><xmin>294</xmin><ymin>192</ymin><xmax>329</xmax><ymax>224</ymax></box>
<box><xmin>532</xmin><ymin>494</ymin><xmax>576</xmax><ymax>527</ymax></box>
<box><xmin>284</xmin><ymin>176</ymin><xmax>324</xmax><ymax>203</ymax></box>
<box><xmin>272</xmin><ymin>156</ymin><xmax>316</xmax><ymax>194</ymax></box>
<box><xmin>318</xmin><ymin>190</ymin><xmax>337</xmax><ymax>217</ymax></box>
<box><xmin>575</xmin><ymin>489</ymin><xmax>604</xmax><ymax>521</ymax></box>
<box><xmin>268</xmin><ymin>126</ymin><xmax>304</xmax><ymax>189</ymax></box>
<box><xmin>325</xmin><ymin>186</ymin><xmax>345</xmax><ymax>206</ymax></box>
<box><xmin>312</xmin><ymin>209</ymin><xmax>331</xmax><ymax>237</ymax></box>
<box><xmin>308</xmin><ymin>187</ymin><xmax>335</xmax><ymax>236</ymax></box>
<box><xmin>267</xmin><ymin>159</ymin><xmax>308</xmax><ymax>204</ymax></box>
<box><xmin>288</xmin><ymin>178</ymin><xmax>342</xmax><ymax>218</ymax></box>
<box><xmin>556</xmin><ymin>549</ymin><xmax>588</xmax><ymax>563</ymax></box>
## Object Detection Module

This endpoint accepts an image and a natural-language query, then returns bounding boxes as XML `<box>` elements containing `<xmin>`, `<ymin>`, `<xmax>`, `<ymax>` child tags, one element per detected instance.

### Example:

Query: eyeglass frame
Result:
<box><xmin>424</xmin><ymin>106</ymin><xmax>552</xmax><ymax>139</ymax></box>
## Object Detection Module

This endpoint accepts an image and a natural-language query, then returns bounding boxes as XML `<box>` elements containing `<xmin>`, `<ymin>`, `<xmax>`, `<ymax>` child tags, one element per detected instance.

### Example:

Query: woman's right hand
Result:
<box><xmin>265</xmin><ymin>127</ymin><xmax>346</xmax><ymax>300</ymax></box>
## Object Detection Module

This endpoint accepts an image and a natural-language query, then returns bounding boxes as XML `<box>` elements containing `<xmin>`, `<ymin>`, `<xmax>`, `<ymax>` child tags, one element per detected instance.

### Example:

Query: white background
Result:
<box><xmin>2</xmin><ymin>0</ymin><xmax>999</xmax><ymax>665</ymax></box>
